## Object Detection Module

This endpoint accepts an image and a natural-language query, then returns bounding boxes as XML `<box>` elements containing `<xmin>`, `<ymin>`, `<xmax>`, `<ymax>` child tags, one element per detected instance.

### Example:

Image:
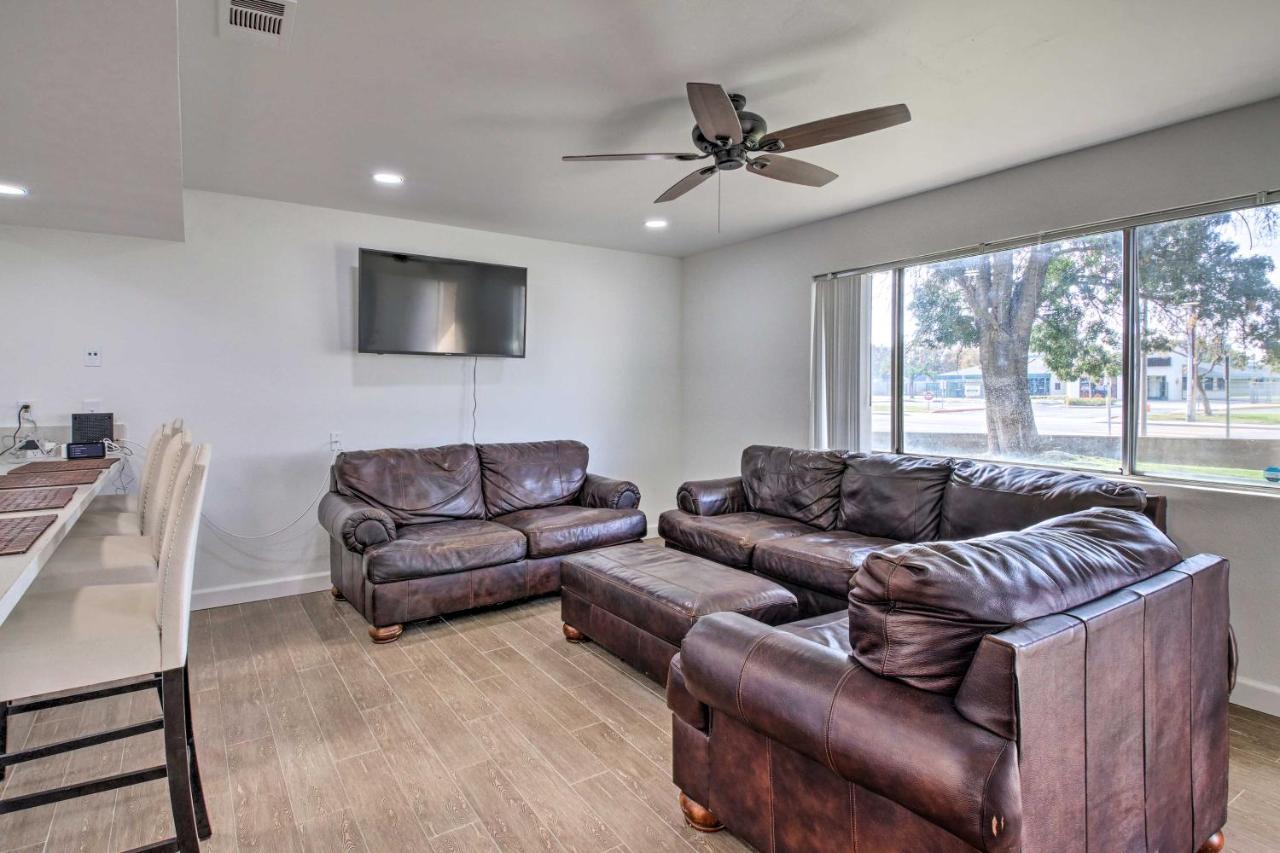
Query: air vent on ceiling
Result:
<box><xmin>218</xmin><ymin>0</ymin><xmax>296</xmax><ymax>48</ymax></box>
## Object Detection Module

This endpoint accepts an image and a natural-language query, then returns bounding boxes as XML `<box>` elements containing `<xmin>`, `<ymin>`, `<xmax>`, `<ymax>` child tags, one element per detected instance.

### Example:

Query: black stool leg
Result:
<box><xmin>182</xmin><ymin>665</ymin><xmax>211</xmax><ymax>839</ymax></box>
<box><xmin>161</xmin><ymin>668</ymin><xmax>202</xmax><ymax>851</ymax></box>
<box><xmin>0</xmin><ymin>700</ymin><xmax>8</xmax><ymax>783</ymax></box>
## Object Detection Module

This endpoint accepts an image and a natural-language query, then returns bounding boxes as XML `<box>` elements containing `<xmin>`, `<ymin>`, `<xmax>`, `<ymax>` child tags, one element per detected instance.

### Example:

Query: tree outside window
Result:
<box><xmin>888</xmin><ymin>202</ymin><xmax>1280</xmax><ymax>486</ymax></box>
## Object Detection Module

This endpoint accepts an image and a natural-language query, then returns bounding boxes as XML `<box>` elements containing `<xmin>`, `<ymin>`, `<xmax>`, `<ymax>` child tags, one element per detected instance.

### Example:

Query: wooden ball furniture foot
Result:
<box><xmin>330</xmin><ymin>586</ymin><xmax>345</xmax><ymax>601</ymax></box>
<box><xmin>1197</xmin><ymin>831</ymin><xmax>1226</xmax><ymax>853</ymax></box>
<box><xmin>562</xmin><ymin>623</ymin><xmax>589</xmax><ymax>644</ymax></box>
<box><xmin>679</xmin><ymin>792</ymin><xmax>723</xmax><ymax>832</ymax></box>
<box><xmin>368</xmin><ymin>624</ymin><xmax>403</xmax><ymax>644</ymax></box>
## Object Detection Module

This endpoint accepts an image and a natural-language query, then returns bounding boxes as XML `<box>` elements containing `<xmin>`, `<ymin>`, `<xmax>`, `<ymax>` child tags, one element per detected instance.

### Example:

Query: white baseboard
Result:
<box><xmin>192</xmin><ymin>570</ymin><xmax>330</xmax><ymax>610</ymax></box>
<box><xmin>1233</xmin><ymin>676</ymin><xmax>1280</xmax><ymax>718</ymax></box>
<box><xmin>646</xmin><ymin>522</ymin><xmax>659</xmax><ymax>540</ymax></box>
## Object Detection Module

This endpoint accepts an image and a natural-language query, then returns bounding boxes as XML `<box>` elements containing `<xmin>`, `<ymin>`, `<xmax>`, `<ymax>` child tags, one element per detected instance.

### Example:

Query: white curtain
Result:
<box><xmin>810</xmin><ymin>275</ymin><xmax>864</xmax><ymax>451</ymax></box>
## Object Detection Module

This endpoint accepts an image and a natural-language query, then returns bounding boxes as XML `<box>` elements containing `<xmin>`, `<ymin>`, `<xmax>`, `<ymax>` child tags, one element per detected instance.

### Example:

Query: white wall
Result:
<box><xmin>0</xmin><ymin>190</ymin><xmax>683</xmax><ymax>607</ymax></box>
<box><xmin>680</xmin><ymin>97</ymin><xmax>1280</xmax><ymax>715</ymax></box>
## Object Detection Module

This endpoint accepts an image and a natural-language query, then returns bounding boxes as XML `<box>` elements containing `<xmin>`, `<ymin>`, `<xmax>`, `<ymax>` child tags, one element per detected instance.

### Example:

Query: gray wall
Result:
<box><xmin>680</xmin><ymin>97</ymin><xmax>1280</xmax><ymax>715</ymax></box>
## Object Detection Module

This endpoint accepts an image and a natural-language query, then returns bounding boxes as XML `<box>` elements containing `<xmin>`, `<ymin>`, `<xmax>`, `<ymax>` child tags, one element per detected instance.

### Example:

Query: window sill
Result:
<box><xmin>888</xmin><ymin>449</ymin><xmax>1280</xmax><ymax>501</ymax></box>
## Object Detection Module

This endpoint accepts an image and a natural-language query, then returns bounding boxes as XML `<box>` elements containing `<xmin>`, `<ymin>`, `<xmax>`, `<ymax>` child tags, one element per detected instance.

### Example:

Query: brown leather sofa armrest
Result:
<box><xmin>1228</xmin><ymin>623</ymin><xmax>1238</xmax><ymax>693</ymax></box>
<box><xmin>666</xmin><ymin>653</ymin><xmax>707</xmax><ymax>731</ymax></box>
<box><xmin>676</xmin><ymin>477</ymin><xmax>747</xmax><ymax>516</ymax></box>
<box><xmin>681</xmin><ymin>613</ymin><xmax>1019</xmax><ymax>852</ymax></box>
<box><xmin>954</xmin><ymin>615</ymin><xmax>1078</xmax><ymax>742</ymax></box>
<box><xmin>318</xmin><ymin>492</ymin><xmax>396</xmax><ymax>553</ymax></box>
<box><xmin>1142</xmin><ymin>494</ymin><xmax>1168</xmax><ymax>532</ymax></box>
<box><xmin>579</xmin><ymin>473</ymin><xmax>641</xmax><ymax>510</ymax></box>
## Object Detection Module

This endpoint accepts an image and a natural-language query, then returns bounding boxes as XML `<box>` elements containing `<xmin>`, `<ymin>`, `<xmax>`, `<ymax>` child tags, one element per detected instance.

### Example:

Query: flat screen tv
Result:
<box><xmin>358</xmin><ymin>248</ymin><xmax>527</xmax><ymax>357</ymax></box>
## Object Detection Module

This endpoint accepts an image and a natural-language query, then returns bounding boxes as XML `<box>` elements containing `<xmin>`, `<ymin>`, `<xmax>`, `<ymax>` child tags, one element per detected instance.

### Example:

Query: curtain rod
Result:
<box><xmin>818</xmin><ymin>188</ymin><xmax>1280</xmax><ymax>281</ymax></box>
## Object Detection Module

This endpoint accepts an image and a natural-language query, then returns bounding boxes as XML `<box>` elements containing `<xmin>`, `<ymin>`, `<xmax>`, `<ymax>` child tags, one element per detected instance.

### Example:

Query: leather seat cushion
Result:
<box><xmin>658</xmin><ymin>510</ymin><xmax>817</xmax><ymax>568</ymax></box>
<box><xmin>493</xmin><ymin>505</ymin><xmax>647</xmax><ymax>557</ymax></box>
<box><xmin>753</xmin><ymin>531</ymin><xmax>898</xmax><ymax>597</ymax></box>
<box><xmin>70</xmin><ymin>509</ymin><xmax>142</xmax><ymax>537</ymax></box>
<box><xmin>838</xmin><ymin>454</ymin><xmax>953</xmax><ymax>541</ymax></box>
<box><xmin>28</xmin><ymin>534</ymin><xmax>157</xmax><ymax>592</ymax></box>
<box><xmin>939</xmin><ymin>459</ymin><xmax>1147</xmax><ymax>539</ymax></box>
<box><xmin>740</xmin><ymin>445</ymin><xmax>848</xmax><ymax>529</ymax></box>
<box><xmin>476</xmin><ymin>440</ymin><xmax>589</xmax><ymax>516</ymax></box>
<box><xmin>562</xmin><ymin>542</ymin><xmax>798</xmax><ymax>646</ymax></box>
<box><xmin>849</xmin><ymin>507</ymin><xmax>1183</xmax><ymax>694</ymax></box>
<box><xmin>0</xmin><ymin>582</ymin><xmax>162</xmax><ymax>702</ymax></box>
<box><xmin>335</xmin><ymin>445</ymin><xmax>485</xmax><ymax>525</ymax></box>
<box><xmin>364</xmin><ymin>519</ymin><xmax>527</xmax><ymax>583</ymax></box>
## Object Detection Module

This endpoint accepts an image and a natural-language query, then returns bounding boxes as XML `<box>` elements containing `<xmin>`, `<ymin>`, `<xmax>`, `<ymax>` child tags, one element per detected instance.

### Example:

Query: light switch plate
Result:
<box><xmin>84</xmin><ymin>348</ymin><xmax>102</xmax><ymax>367</ymax></box>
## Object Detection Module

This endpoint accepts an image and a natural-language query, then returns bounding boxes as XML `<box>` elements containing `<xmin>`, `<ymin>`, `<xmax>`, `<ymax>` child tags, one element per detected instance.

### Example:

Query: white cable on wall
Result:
<box><xmin>115</xmin><ymin>437</ymin><xmax>335</xmax><ymax>542</ymax></box>
<box><xmin>200</xmin><ymin>463</ymin><xmax>334</xmax><ymax>541</ymax></box>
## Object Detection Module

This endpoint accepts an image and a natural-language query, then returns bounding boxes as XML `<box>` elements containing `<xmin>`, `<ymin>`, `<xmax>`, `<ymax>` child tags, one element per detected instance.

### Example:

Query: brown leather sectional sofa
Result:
<box><xmin>661</xmin><ymin>447</ymin><xmax>1230</xmax><ymax>853</ymax></box>
<box><xmin>659</xmin><ymin>446</ymin><xmax>1167</xmax><ymax>616</ymax></box>
<box><xmin>319</xmin><ymin>440</ymin><xmax>645</xmax><ymax>642</ymax></box>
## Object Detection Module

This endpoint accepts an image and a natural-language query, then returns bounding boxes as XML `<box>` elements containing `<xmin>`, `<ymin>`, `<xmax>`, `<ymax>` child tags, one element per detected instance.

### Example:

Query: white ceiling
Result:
<box><xmin>6</xmin><ymin>1</ymin><xmax>1280</xmax><ymax>254</ymax></box>
<box><xmin>0</xmin><ymin>0</ymin><xmax>184</xmax><ymax>240</ymax></box>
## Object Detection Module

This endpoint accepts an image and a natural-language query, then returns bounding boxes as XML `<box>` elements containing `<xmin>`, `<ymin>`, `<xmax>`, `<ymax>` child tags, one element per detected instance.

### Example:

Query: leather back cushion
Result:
<box><xmin>848</xmin><ymin>507</ymin><xmax>1182</xmax><ymax>695</ymax></box>
<box><xmin>335</xmin><ymin>445</ymin><xmax>484</xmax><ymax>524</ymax></box>
<box><xmin>740</xmin><ymin>445</ymin><xmax>848</xmax><ymax>529</ymax></box>
<box><xmin>940</xmin><ymin>460</ymin><xmax>1147</xmax><ymax>539</ymax></box>
<box><xmin>477</xmin><ymin>440</ymin><xmax>588</xmax><ymax>515</ymax></box>
<box><xmin>839</xmin><ymin>454</ymin><xmax>952</xmax><ymax>541</ymax></box>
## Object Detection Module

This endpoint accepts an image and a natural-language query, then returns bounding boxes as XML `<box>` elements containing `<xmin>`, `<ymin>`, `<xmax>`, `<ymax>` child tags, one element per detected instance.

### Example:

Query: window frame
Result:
<box><xmin>825</xmin><ymin>188</ymin><xmax>1280</xmax><ymax>493</ymax></box>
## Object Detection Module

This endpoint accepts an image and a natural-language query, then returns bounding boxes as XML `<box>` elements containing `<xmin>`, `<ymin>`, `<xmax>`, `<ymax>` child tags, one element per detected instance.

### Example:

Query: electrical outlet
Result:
<box><xmin>329</xmin><ymin>431</ymin><xmax>343</xmax><ymax>452</ymax></box>
<box><xmin>14</xmin><ymin>400</ymin><xmax>34</xmax><ymax>420</ymax></box>
<box><xmin>84</xmin><ymin>348</ymin><xmax>102</xmax><ymax>367</ymax></box>
<box><xmin>83</xmin><ymin>398</ymin><xmax>102</xmax><ymax>413</ymax></box>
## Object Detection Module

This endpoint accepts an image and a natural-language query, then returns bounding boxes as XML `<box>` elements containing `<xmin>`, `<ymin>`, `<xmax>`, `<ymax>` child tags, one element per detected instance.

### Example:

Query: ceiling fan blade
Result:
<box><xmin>686</xmin><ymin>82</ymin><xmax>743</xmax><ymax>144</ymax></box>
<box><xmin>562</xmin><ymin>152</ymin><xmax>707</xmax><ymax>162</ymax></box>
<box><xmin>747</xmin><ymin>154</ymin><xmax>837</xmax><ymax>187</ymax></box>
<box><xmin>761</xmin><ymin>104</ymin><xmax>910</xmax><ymax>152</ymax></box>
<box><xmin>655</xmin><ymin>165</ymin><xmax>717</xmax><ymax>203</ymax></box>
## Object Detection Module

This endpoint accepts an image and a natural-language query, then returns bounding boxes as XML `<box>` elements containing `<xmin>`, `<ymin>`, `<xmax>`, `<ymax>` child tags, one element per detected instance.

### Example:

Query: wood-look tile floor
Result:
<box><xmin>1</xmin><ymin>590</ymin><xmax>1277</xmax><ymax>852</ymax></box>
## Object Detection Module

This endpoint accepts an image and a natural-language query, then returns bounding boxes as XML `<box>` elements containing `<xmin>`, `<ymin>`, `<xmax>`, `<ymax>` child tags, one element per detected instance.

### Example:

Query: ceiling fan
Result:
<box><xmin>563</xmin><ymin>83</ymin><xmax>911</xmax><ymax>203</ymax></box>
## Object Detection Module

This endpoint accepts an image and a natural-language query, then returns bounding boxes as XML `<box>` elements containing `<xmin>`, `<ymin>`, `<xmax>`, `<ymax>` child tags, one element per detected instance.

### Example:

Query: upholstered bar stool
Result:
<box><xmin>0</xmin><ymin>444</ymin><xmax>213</xmax><ymax>852</ymax></box>
<box><xmin>77</xmin><ymin>419</ymin><xmax>184</xmax><ymax>535</ymax></box>
<box><xmin>46</xmin><ymin>430</ymin><xmax>193</xmax><ymax>587</ymax></box>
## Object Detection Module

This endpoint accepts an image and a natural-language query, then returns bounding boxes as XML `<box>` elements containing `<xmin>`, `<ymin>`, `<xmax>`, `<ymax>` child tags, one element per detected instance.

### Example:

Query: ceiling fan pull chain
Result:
<box><xmin>717</xmin><ymin>170</ymin><xmax>722</xmax><ymax>234</ymax></box>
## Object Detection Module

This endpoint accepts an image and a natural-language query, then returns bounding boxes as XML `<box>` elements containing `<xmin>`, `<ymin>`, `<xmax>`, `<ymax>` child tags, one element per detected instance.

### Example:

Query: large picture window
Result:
<box><xmin>902</xmin><ymin>231</ymin><xmax>1124</xmax><ymax>471</ymax></box>
<box><xmin>828</xmin><ymin>197</ymin><xmax>1280</xmax><ymax>489</ymax></box>
<box><xmin>1135</xmin><ymin>207</ymin><xmax>1280</xmax><ymax>485</ymax></box>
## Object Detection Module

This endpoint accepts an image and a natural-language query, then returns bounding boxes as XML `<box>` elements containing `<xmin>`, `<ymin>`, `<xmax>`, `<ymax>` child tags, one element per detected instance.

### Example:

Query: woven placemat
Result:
<box><xmin>0</xmin><ymin>514</ymin><xmax>57</xmax><ymax>556</ymax></box>
<box><xmin>0</xmin><ymin>470</ymin><xmax>102</xmax><ymax>489</ymax></box>
<box><xmin>9</xmin><ymin>458</ymin><xmax>118</xmax><ymax>474</ymax></box>
<box><xmin>0</xmin><ymin>487</ymin><xmax>77</xmax><ymax>514</ymax></box>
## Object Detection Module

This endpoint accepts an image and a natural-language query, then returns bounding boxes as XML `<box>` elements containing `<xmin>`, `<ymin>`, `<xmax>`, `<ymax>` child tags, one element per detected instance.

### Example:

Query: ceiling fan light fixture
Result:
<box><xmin>644</xmin><ymin>218</ymin><xmax>669</xmax><ymax>229</ymax></box>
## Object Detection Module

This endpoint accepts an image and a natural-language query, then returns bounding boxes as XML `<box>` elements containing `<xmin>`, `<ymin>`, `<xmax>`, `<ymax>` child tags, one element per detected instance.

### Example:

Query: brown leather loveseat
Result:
<box><xmin>659</xmin><ymin>446</ymin><xmax>1167</xmax><ymax>616</ymax></box>
<box><xmin>319</xmin><ymin>439</ymin><xmax>645</xmax><ymax>642</ymax></box>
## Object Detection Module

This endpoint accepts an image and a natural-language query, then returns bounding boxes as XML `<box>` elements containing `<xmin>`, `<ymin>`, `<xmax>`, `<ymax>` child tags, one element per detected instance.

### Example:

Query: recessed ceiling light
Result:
<box><xmin>0</xmin><ymin>183</ymin><xmax>28</xmax><ymax>197</ymax></box>
<box><xmin>645</xmin><ymin>218</ymin><xmax>668</xmax><ymax>229</ymax></box>
<box><xmin>373</xmin><ymin>172</ymin><xmax>405</xmax><ymax>185</ymax></box>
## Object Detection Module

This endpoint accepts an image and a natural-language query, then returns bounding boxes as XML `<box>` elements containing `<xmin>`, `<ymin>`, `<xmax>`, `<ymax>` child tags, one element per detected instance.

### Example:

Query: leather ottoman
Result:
<box><xmin>560</xmin><ymin>541</ymin><xmax>799</xmax><ymax>684</ymax></box>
